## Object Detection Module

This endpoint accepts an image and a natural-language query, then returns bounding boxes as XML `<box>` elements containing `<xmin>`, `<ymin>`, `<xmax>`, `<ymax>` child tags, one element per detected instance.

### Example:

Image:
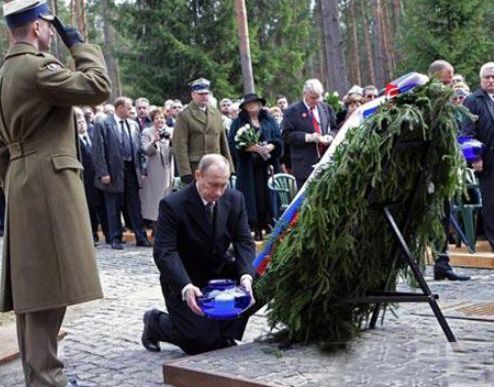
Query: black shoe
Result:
<box><xmin>111</xmin><ymin>241</ymin><xmax>123</xmax><ymax>250</ymax></box>
<box><xmin>67</xmin><ymin>378</ymin><xmax>92</xmax><ymax>387</ymax></box>
<box><xmin>142</xmin><ymin>310</ymin><xmax>161</xmax><ymax>352</ymax></box>
<box><xmin>136</xmin><ymin>239</ymin><xmax>152</xmax><ymax>247</ymax></box>
<box><xmin>221</xmin><ymin>338</ymin><xmax>238</xmax><ymax>348</ymax></box>
<box><xmin>434</xmin><ymin>269</ymin><xmax>470</xmax><ymax>281</ymax></box>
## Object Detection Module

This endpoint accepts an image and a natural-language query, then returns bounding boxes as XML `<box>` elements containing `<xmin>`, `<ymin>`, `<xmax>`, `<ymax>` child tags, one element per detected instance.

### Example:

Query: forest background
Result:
<box><xmin>1</xmin><ymin>0</ymin><xmax>492</xmax><ymax>105</ymax></box>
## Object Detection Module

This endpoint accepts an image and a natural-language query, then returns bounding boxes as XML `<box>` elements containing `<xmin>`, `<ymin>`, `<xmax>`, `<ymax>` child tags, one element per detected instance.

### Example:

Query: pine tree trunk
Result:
<box><xmin>392</xmin><ymin>0</ymin><xmax>403</xmax><ymax>26</ymax></box>
<box><xmin>372</xmin><ymin>0</ymin><xmax>386</xmax><ymax>87</ymax></box>
<box><xmin>71</xmin><ymin>0</ymin><xmax>88</xmax><ymax>42</ymax></box>
<box><xmin>320</xmin><ymin>0</ymin><xmax>348</xmax><ymax>95</ymax></box>
<box><xmin>381</xmin><ymin>0</ymin><xmax>395</xmax><ymax>79</ymax></box>
<box><xmin>360</xmin><ymin>0</ymin><xmax>376</xmax><ymax>86</ymax></box>
<box><xmin>80</xmin><ymin>0</ymin><xmax>88</xmax><ymax>42</ymax></box>
<box><xmin>50</xmin><ymin>0</ymin><xmax>62</xmax><ymax>59</ymax></box>
<box><xmin>234</xmin><ymin>0</ymin><xmax>255</xmax><ymax>94</ymax></box>
<box><xmin>349</xmin><ymin>0</ymin><xmax>361</xmax><ymax>85</ymax></box>
<box><xmin>391</xmin><ymin>0</ymin><xmax>403</xmax><ymax>65</ymax></box>
<box><xmin>380</xmin><ymin>0</ymin><xmax>391</xmax><ymax>80</ymax></box>
<box><xmin>70</xmin><ymin>0</ymin><xmax>75</xmax><ymax>26</ymax></box>
<box><xmin>102</xmin><ymin>0</ymin><xmax>121</xmax><ymax>100</ymax></box>
<box><xmin>315</xmin><ymin>0</ymin><xmax>327</xmax><ymax>85</ymax></box>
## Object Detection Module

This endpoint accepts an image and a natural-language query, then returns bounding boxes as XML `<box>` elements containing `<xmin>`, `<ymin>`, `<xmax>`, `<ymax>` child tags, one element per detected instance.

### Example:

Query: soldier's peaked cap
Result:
<box><xmin>3</xmin><ymin>0</ymin><xmax>54</xmax><ymax>28</ymax></box>
<box><xmin>190</xmin><ymin>78</ymin><xmax>210</xmax><ymax>94</ymax></box>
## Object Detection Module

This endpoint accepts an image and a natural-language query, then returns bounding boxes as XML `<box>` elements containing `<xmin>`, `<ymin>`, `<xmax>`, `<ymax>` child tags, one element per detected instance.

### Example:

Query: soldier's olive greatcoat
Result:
<box><xmin>0</xmin><ymin>43</ymin><xmax>111</xmax><ymax>313</ymax></box>
<box><xmin>173</xmin><ymin>102</ymin><xmax>233</xmax><ymax>177</ymax></box>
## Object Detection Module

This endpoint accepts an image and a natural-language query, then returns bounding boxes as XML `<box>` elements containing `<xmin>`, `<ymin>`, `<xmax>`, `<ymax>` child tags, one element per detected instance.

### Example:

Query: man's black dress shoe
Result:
<box><xmin>221</xmin><ymin>338</ymin><xmax>237</xmax><ymax>348</ymax></box>
<box><xmin>67</xmin><ymin>378</ymin><xmax>91</xmax><ymax>387</ymax></box>
<box><xmin>136</xmin><ymin>239</ymin><xmax>152</xmax><ymax>247</ymax></box>
<box><xmin>142</xmin><ymin>310</ymin><xmax>161</xmax><ymax>352</ymax></box>
<box><xmin>111</xmin><ymin>241</ymin><xmax>123</xmax><ymax>250</ymax></box>
<box><xmin>434</xmin><ymin>269</ymin><xmax>470</xmax><ymax>281</ymax></box>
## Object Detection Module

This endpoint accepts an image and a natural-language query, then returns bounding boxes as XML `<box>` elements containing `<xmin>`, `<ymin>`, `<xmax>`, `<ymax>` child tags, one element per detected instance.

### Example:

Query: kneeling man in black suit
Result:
<box><xmin>142</xmin><ymin>154</ymin><xmax>256</xmax><ymax>355</ymax></box>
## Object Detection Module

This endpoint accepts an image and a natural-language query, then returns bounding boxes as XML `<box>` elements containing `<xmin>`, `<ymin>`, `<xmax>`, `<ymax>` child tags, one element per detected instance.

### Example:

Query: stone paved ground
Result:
<box><xmin>0</xmin><ymin>241</ymin><xmax>493</xmax><ymax>386</ymax></box>
<box><xmin>0</xmin><ymin>242</ymin><xmax>270</xmax><ymax>387</ymax></box>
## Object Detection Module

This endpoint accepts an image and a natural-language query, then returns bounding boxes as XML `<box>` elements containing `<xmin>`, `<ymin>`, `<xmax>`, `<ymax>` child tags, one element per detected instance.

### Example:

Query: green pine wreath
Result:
<box><xmin>256</xmin><ymin>81</ymin><xmax>469</xmax><ymax>345</ymax></box>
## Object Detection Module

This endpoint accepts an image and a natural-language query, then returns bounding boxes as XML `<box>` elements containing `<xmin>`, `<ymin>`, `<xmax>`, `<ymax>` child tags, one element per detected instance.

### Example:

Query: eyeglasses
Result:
<box><xmin>452</xmin><ymin>96</ymin><xmax>465</xmax><ymax>101</ymax></box>
<box><xmin>172</xmin><ymin>106</ymin><xmax>181</xmax><ymax>109</ymax></box>
<box><xmin>365</xmin><ymin>94</ymin><xmax>377</xmax><ymax>99</ymax></box>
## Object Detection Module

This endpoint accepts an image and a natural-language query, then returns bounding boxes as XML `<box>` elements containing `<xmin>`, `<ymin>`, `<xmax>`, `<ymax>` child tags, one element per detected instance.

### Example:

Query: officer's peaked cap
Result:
<box><xmin>3</xmin><ymin>0</ymin><xmax>54</xmax><ymax>28</ymax></box>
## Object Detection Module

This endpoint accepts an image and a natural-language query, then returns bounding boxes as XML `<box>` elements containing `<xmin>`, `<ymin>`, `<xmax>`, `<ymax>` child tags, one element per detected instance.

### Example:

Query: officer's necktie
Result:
<box><xmin>205</xmin><ymin>202</ymin><xmax>214</xmax><ymax>224</ymax></box>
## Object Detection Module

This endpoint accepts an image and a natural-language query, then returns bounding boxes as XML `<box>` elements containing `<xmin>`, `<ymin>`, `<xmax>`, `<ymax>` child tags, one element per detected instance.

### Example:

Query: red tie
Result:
<box><xmin>310</xmin><ymin>107</ymin><xmax>321</xmax><ymax>135</ymax></box>
<box><xmin>310</xmin><ymin>107</ymin><xmax>325</xmax><ymax>156</ymax></box>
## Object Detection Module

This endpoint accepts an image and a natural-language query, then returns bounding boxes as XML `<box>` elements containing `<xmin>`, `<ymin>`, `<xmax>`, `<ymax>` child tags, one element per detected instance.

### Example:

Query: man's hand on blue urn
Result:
<box><xmin>240</xmin><ymin>276</ymin><xmax>256</xmax><ymax>308</ymax></box>
<box><xmin>184</xmin><ymin>285</ymin><xmax>204</xmax><ymax>315</ymax></box>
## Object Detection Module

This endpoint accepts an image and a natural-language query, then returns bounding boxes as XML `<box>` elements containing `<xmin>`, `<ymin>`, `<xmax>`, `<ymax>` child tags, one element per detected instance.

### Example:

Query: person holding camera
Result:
<box><xmin>140</xmin><ymin>107</ymin><xmax>175</xmax><ymax>233</ymax></box>
<box><xmin>0</xmin><ymin>1</ymin><xmax>111</xmax><ymax>386</ymax></box>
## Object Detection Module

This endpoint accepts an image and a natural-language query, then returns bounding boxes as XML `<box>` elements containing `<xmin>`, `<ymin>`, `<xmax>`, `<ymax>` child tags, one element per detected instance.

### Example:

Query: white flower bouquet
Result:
<box><xmin>234</xmin><ymin>124</ymin><xmax>260</xmax><ymax>150</ymax></box>
<box><xmin>234</xmin><ymin>124</ymin><xmax>270</xmax><ymax>161</ymax></box>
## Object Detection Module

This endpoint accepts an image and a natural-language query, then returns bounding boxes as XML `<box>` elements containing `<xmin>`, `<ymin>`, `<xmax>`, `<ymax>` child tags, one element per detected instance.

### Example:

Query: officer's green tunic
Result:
<box><xmin>173</xmin><ymin>102</ymin><xmax>234</xmax><ymax>177</ymax></box>
<box><xmin>0</xmin><ymin>43</ymin><xmax>111</xmax><ymax>313</ymax></box>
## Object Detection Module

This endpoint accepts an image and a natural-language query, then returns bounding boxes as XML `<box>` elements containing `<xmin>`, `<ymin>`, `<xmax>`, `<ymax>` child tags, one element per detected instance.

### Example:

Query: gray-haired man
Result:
<box><xmin>282</xmin><ymin>79</ymin><xmax>337</xmax><ymax>189</ymax></box>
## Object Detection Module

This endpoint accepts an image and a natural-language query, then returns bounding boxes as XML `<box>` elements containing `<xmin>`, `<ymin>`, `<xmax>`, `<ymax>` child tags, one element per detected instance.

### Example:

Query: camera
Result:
<box><xmin>159</xmin><ymin>129</ymin><xmax>171</xmax><ymax>140</ymax></box>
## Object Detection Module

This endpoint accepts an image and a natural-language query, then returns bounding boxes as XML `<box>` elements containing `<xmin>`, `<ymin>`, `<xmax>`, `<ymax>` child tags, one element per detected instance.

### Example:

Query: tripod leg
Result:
<box><xmin>383</xmin><ymin>206</ymin><xmax>457</xmax><ymax>342</ymax></box>
<box><xmin>369</xmin><ymin>303</ymin><xmax>381</xmax><ymax>329</ymax></box>
<box><xmin>428</xmin><ymin>299</ymin><xmax>457</xmax><ymax>342</ymax></box>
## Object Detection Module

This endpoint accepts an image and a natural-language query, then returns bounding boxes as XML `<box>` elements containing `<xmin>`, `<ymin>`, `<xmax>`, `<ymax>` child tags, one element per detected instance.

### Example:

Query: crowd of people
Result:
<box><xmin>74</xmin><ymin>77</ymin><xmax>379</xmax><ymax>246</ymax></box>
<box><xmin>73</xmin><ymin>63</ymin><xmax>479</xmax><ymax>251</ymax></box>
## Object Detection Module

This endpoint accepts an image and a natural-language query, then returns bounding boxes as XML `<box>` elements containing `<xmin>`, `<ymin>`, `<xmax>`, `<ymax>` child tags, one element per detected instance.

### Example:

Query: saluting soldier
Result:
<box><xmin>0</xmin><ymin>1</ymin><xmax>111</xmax><ymax>386</ymax></box>
<box><xmin>173</xmin><ymin>78</ymin><xmax>234</xmax><ymax>184</ymax></box>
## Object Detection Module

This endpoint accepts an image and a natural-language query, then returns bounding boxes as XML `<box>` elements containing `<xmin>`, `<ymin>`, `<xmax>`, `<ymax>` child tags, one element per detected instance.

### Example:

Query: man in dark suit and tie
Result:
<box><xmin>282</xmin><ymin>79</ymin><xmax>337</xmax><ymax>189</ymax></box>
<box><xmin>92</xmin><ymin>97</ymin><xmax>151</xmax><ymax>249</ymax></box>
<box><xmin>135</xmin><ymin>97</ymin><xmax>152</xmax><ymax>131</ymax></box>
<box><xmin>427</xmin><ymin>60</ymin><xmax>470</xmax><ymax>281</ymax></box>
<box><xmin>463</xmin><ymin>62</ymin><xmax>494</xmax><ymax>252</ymax></box>
<box><xmin>141</xmin><ymin>154</ymin><xmax>256</xmax><ymax>355</ymax></box>
<box><xmin>74</xmin><ymin>107</ymin><xmax>107</xmax><ymax>243</ymax></box>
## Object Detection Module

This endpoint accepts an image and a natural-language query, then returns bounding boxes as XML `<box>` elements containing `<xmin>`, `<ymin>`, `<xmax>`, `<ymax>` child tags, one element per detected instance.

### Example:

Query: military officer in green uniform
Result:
<box><xmin>0</xmin><ymin>1</ymin><xmax>111</xmax><ymax>385</ymax></box>
<box><xmin>173</xmin><ymin>78</ymin><xmax>234</xmax><ymax>184</ymax></box>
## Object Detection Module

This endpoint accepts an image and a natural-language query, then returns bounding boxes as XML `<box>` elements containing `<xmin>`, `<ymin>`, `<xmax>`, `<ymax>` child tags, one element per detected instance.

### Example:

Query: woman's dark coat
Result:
<box><xmin>228</xmin><ymin>109</ymin><xmax>283</xmax><ymax>224</ymax></box>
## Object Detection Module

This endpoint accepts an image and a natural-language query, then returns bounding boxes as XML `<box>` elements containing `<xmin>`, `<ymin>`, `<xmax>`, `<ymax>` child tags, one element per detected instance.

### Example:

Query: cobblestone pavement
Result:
<box><xmin>0</xmin><ymin>242</ymin><xmax>270</xmax><ymax>387</ymax></box>
<box><xmin>0</xmin><ymin>241</ymin><xmax>493</xmax><ymax>386</ymax></box>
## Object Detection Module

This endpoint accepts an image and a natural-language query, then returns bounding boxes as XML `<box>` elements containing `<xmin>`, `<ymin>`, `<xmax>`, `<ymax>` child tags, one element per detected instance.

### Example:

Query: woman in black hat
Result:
<box><xmin>228</xmin><ymin>93</ymin><xmax>283</xmax><ymax>240</ymax></box>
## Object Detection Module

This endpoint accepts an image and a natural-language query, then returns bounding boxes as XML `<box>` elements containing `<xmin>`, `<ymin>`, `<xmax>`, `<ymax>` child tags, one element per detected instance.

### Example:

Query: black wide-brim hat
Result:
<box><xmin>239</xmin><ymin>93</ymin><xmax>267</xmax><ymax>110</ymax></box>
